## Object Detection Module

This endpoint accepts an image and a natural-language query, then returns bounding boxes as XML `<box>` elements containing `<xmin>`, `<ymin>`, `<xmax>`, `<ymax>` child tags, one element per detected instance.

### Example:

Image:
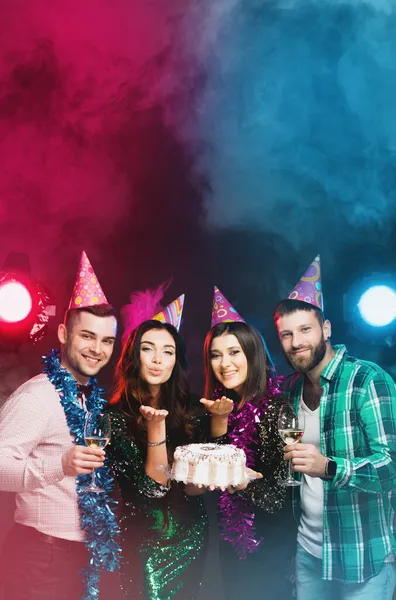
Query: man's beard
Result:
<box><xmin>284</xmin><ymin>336</ymin><xmax>327</xmax><ymax>373</ymax></box>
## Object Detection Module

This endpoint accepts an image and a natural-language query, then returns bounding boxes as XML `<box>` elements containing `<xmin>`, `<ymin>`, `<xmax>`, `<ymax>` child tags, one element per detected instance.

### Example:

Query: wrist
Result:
<box><xmin>147</xmin><ymin>422</ymin><xmax>166</xmax><ymax>434</ymax></box>
<box><xmin>211</xmin><ymin>414</ymin><xmax>230</xmax><ymax>422</ymax></box>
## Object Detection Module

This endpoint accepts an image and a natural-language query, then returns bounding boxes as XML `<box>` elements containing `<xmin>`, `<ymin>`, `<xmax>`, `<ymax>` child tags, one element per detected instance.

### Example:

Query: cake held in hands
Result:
<box><xmin>171</xmin><ymin>443</ymin><xmax>247</xmax><ymax>488</ymax></box>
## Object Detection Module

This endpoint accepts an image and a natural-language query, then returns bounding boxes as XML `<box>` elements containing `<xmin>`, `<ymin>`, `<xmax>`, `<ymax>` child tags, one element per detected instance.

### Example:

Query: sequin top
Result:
<box><xmin>217</xmin><ymin>398</ymin><xmax>288</xmax><ymax>511</ymax></box>
<box><xmin>107</xmin><ymin>399</ymin><xmax>209</xmax><ymax>600</ymax></box>
<box><xmin>216</xmin><ymin>395</ymin><xmax>296</xmax><ymax>563</ymax></box>
<box><xmin>246</xmin><ymin>400</ymin><xmax>288</xmax><ymax>512</ymax></box>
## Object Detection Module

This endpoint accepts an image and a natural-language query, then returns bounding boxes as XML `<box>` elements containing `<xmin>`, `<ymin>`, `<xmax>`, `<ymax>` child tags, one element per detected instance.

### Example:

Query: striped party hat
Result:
<box><xmin>153</xmin><ymin>294</ymin><xmax>185</xmax><ymax>331</ymax></box>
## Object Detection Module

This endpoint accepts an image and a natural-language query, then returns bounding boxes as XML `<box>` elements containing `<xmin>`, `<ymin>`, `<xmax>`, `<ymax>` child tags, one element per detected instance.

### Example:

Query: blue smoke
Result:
<box><xmin>192</xmin><ymin>0</ymin><xmax>396</xmax><ymax>249</ymax></box>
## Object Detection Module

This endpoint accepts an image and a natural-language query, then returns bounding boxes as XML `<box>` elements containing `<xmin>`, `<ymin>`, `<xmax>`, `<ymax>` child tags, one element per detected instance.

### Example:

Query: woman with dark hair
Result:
<box><xmin>201</xmin><ymin>288</ymin><xmax>296</xmax><ymax>600</ymax></box>
<box><xmin>107</xmin><ymin>291</ymin><xmax>209</xmax><ymax>600</ymax></box>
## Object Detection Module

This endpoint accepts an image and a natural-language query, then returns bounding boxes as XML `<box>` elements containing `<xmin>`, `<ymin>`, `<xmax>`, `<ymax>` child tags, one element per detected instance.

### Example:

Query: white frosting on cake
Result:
<box><xmin>171</xmin><ymin>443</ymin><xmax>247</xmax><ymax>487</ymax></box>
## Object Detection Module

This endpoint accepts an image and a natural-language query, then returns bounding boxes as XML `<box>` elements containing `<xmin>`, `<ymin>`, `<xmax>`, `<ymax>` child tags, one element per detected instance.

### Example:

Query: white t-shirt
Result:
<box><xmin>297</xmin><ymin>400</ymin><xmax>323</xmax><ymax>559</ymax></box>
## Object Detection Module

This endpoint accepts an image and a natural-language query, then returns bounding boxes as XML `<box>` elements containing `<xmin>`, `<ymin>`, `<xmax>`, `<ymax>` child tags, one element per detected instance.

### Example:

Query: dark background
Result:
<box><xmin>1</xmin><ymin>1</ymin><xmax>396</xmax><ymax>597</ymax></box>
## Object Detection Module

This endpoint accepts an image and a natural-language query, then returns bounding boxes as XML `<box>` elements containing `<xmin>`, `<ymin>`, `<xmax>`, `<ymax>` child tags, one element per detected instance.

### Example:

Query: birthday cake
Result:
<box><xmin>171</xmin><ymin>443</ymin><xmax>247</xmax><ymax>488</ymax></box>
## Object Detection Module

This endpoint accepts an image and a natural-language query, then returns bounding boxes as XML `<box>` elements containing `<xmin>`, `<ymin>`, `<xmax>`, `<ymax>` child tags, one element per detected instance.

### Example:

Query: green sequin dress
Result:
<box><xmin>107</xmin><ymin>405</ymin><xmax>209</xmax><ymax>600</ymax></box>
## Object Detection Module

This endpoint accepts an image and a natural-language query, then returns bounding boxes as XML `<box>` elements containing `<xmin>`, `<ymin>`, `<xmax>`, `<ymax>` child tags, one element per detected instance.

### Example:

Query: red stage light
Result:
<box><xmin>0</xmin><ymin>281</ymin><xmax>33</xmax><ymax>323</ymax></box>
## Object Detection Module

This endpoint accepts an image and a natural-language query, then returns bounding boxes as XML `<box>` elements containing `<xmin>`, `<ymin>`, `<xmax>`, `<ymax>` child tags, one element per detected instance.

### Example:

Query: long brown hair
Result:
<box><xmin>204</xmin><ymin>322</ymin><xmax>268</xmax><ymax>408</ymax></box>
<box><xmin>110</xmin><ymin>320</ymin><xmax>193</xmax><ymax>452</ymax></box>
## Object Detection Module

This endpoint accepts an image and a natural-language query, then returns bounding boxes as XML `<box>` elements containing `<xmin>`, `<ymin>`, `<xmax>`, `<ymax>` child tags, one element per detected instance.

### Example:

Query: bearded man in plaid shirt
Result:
<box><xmin>274</xmin><ymin>293</ymin><xmax>396</xmax><ymax>600</ymax></box>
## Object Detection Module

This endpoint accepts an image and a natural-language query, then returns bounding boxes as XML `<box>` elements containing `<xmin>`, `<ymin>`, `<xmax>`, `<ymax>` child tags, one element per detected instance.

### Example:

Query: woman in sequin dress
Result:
<box><xmin>202</xmin><ymin>321</ymin><xmax>296</xmax><ymax>600</ymax></box>
<box><xmin>107</xmin><ymin>319</ymin><xmax>209</xmax><ymax>600</ymax></box>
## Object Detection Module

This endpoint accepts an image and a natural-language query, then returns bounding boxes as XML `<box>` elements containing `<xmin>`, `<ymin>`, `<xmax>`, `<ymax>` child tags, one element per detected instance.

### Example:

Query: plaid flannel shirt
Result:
<box><xmin>283</xmin><ymin>345</ymin><xmax>396</xmax><ymax>583</ymax></box>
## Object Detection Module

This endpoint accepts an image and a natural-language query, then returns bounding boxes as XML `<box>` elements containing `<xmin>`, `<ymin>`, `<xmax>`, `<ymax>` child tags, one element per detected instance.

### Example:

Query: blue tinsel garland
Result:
<box><xmin>43</xmin><ymin>349</ymin><xmax>121</xmax><ymax>600</ymax></box>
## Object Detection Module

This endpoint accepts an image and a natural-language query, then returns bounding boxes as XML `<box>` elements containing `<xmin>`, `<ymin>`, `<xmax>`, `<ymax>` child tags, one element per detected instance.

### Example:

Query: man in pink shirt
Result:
<box><xmin>0</xmin><ymin>252</ymin><xmax>119</xmax><ymax>600</ymax></box>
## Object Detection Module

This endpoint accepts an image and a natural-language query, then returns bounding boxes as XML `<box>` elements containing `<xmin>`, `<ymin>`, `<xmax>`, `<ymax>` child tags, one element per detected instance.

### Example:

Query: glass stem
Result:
<box><xmin>288</xmin><ymin>459</ymin><xmax>293</xmax><ymax>481</ymax></box>
<box><xmin>91</xmin><ymin>468</ymin><xmax>96</xmax><ymax>487</ymax></box>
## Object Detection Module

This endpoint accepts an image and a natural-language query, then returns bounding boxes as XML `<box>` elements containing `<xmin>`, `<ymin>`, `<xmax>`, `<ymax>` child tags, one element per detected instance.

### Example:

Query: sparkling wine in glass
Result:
<box><xmin>278</xmin><ymin>404</ymin><xmax>305</xmax><ymax>487</ymax></box>
<box><xmin>83</xmin><ymin>412</ymin><xmax>111</xmax><ymax>493</ymax></box>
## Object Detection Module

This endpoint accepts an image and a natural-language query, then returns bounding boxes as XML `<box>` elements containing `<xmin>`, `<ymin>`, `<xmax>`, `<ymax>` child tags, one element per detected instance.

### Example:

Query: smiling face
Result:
<box><xmin>210</xmin><ymin>333</ymin><xmax>248</xmax><ymax>395</ymax></box>
<box><xmin>276</xmin><ymin>309</ymin><xmax>331</xmax><ymax>374</ymax></box>
<box><xmin>139</xmin><ymin>328</ymin><xmax>176</xmax><ymax>393</ymax></box>
<box><xmin>58</xmin><ymin>310</ymin><xmax>117</xmax><ymax>383</ymax></box>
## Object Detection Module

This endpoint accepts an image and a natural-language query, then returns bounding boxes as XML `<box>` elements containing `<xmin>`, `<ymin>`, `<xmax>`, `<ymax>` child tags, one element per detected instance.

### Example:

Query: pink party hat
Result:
<box><xmin>288</xmin><ymin>254</ymin><xmax>323</xmax><ymax>310</ymax></box>
<box><xmin>153</xmin><ymin>294</ymin><xmax>185</xmax><ymax>331</ymax></box>
<box><xmin>69</xmin><ymin>251</ymin><xmax>108</xmax><ymax>309</ymax></box>
<box><xmin>211</xmin><ymin>286</ymin><xmax>245</xmax><ymax>327</ymax></box>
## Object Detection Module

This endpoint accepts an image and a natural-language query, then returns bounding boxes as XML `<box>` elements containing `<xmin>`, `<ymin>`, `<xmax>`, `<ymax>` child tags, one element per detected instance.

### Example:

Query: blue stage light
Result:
<box><xmin>358</xmin><ymin>285</ymin><xmax>396</xmax><ymax>327</ymax></box>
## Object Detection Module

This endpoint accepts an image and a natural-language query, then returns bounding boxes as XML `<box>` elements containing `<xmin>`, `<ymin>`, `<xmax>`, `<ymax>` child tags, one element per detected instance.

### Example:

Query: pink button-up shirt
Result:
<box><xmin>0</xmin><ymin>374</ymin><xmax>84</xmax><ymax>541</ymax></box>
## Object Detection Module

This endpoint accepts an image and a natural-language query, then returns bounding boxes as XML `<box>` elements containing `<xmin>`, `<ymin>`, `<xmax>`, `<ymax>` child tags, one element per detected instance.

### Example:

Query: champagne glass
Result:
<box><xmin>82</xmin><ymin>412</ymin><xmax>111</xmax><ymax>493</ymax></box>
<box><xmin>277</xmin><ymin>404</ymin><xmax>305</xmax><ymax>487</ymax></box>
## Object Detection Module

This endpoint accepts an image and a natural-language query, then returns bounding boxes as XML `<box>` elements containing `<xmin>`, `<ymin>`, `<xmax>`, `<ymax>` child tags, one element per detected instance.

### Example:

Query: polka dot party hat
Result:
<box><xmin>68</xmin><ymin>251</ymin><xmax>108</xmax><ymax>309</ymax></box>
<box><xmin>288</xmin><ymin>254</ymin><xmax>323</xmax><ymax>310</ymax></box>
<box><xmin>211</xmin><ymin>286</ymin><xmax>245</xmax><ymax>328</ymax></box>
